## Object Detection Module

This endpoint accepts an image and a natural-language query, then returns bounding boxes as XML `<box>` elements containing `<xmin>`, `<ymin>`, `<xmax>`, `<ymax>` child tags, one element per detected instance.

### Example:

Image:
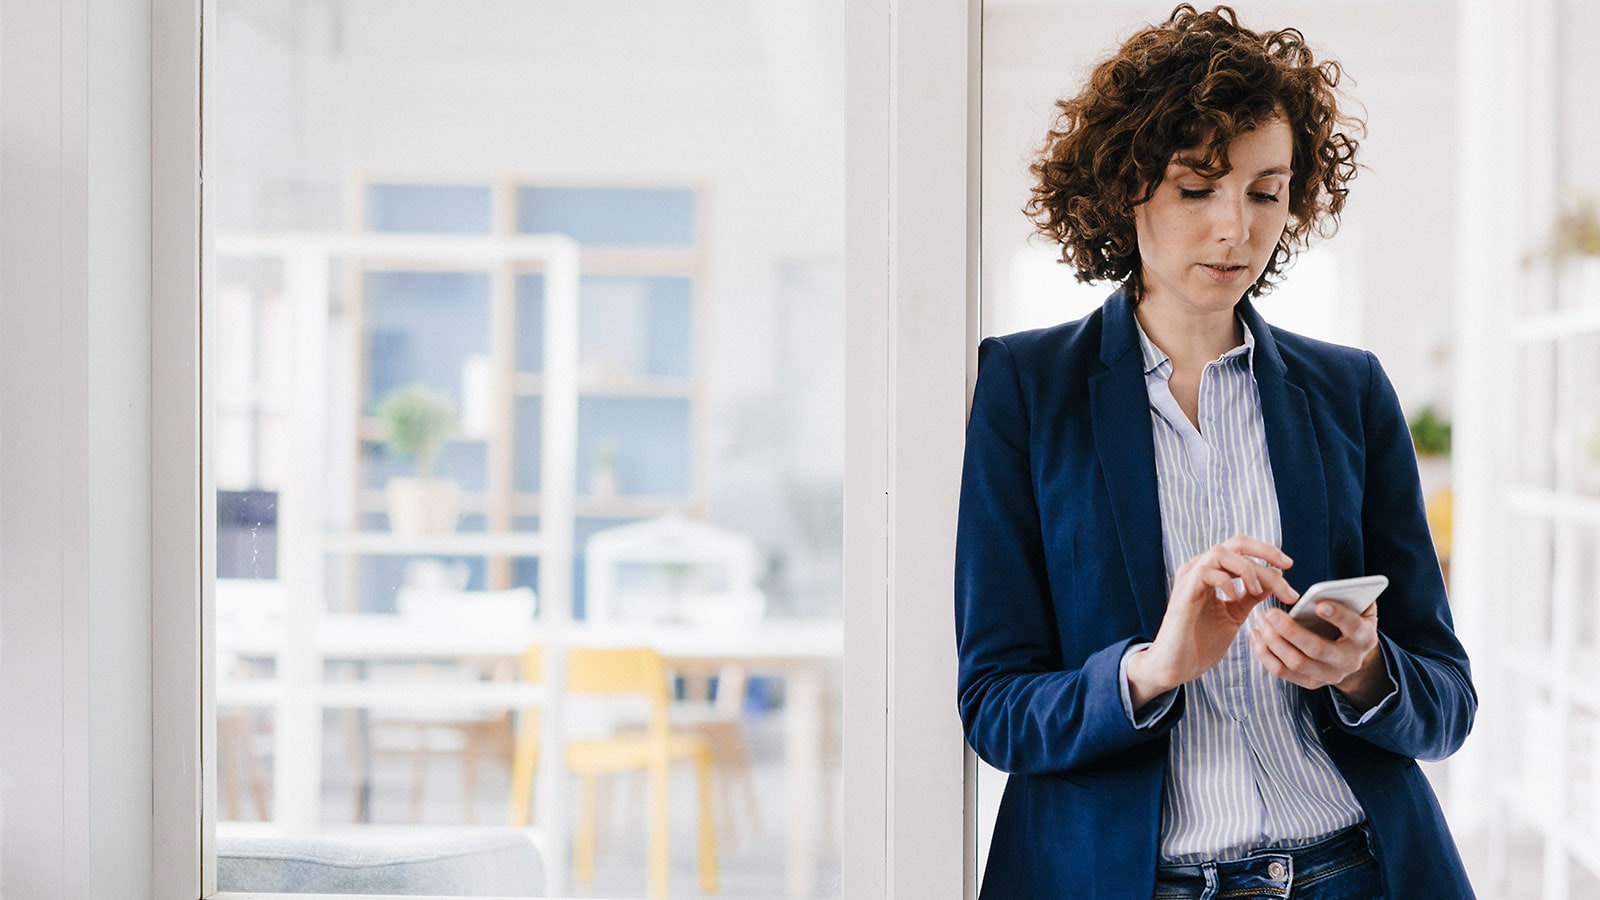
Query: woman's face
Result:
<box><xmin>1132</xmin><ymin>120</ymin><xmax>1294</xmax><ymax>318</ymax></box>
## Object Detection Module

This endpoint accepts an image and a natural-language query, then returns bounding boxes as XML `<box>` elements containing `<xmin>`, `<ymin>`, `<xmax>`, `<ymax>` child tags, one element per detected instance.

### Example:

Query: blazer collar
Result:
<box><xmin>1089</xmin><ymin>289</ymin><xmax>1168</xmax><ymax>635</ymax></box>
<box><xmin>1089</xmin><ymin>291</ymin><xmax>1330</xmax><ymax>635</ymax></box>
<box><xmin>1237</xmin><ymin>299</ymin><xmax>1330</xmax><ymax>589</ymax></box>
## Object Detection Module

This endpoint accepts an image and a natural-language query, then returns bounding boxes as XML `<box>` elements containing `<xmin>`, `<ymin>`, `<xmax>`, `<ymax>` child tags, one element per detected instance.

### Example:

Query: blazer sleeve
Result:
<box><xmin>955</xmin><ymin>337</ymin><xmax>1180</xmax><ymax>776</ymax></box>
<box><xmin>1326</xmin><ymin>352</ymin><xmax>1476</xmax><ymax>760</ymax></box>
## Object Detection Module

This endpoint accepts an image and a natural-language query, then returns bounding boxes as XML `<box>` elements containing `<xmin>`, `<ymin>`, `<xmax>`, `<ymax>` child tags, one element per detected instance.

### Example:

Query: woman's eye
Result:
<box><xmin>1250</xmin><ymin>191</ymin><xmax>1281</xmax><ymax>204</ymax></box>
<box><xmin>1178</xmin><ymin>188</ymin><xmax>1212</xmax><ymax>200</ymax></box>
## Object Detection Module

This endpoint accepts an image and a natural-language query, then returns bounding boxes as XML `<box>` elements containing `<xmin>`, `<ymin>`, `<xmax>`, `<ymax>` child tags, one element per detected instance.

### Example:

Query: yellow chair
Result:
<box><xmin>507</xmin><ymin>644</ymin><xmax>544</xmax><ymax>830</ymax></box>
<box><xmin>508</xmin><ymin>645</ymin><xmax>717</xmax><ymax>898</ymax></box>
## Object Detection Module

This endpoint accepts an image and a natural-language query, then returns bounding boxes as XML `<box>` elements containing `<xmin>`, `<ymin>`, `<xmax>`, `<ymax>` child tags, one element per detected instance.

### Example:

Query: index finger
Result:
<box><xmin>1222</xmin><ymin>534</ymin><xmax>1293</xmax><ymax>571</ymax></box>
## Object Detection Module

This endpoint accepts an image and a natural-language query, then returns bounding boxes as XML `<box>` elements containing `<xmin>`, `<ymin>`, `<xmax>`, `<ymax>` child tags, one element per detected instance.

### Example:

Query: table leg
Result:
<box><xmin>536</xmin><ymin>643</ymin><xmax>568</xmax><ymax>897</ymax></box>
<box><xmin>785</xmin><ymin>665</ymin><xmax>823</xmax><ymax>899</ymax></box>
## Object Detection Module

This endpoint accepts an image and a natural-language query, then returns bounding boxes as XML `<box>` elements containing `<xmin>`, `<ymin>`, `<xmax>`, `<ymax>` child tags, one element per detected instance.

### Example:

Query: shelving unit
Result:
<box><xmin>214</xmin><ymin>232</ymin><xmax>581</xmax><ymax>849</ymax></box>
<box><xmin>1450</xmin><ymin>6</ymin><xmax>1600</xmax><ymax>896</ymax></box>
<box><xmin>214</xmin><ymin>183</ymin><xmax>711</xmax><ymax>896</ymax></box>
<box><xmin>352</xmin><ymin>179</ymin><xmax>709</xmax><ymax>607</ymax></box>
<box><xmin>1481</xmin><ymin>257</ymin><xmax>1600</xmax><ymax>899</ymax></box>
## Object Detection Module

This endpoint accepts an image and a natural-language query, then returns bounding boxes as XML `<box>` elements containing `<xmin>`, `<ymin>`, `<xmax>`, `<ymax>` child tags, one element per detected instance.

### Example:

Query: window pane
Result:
<box><xmin>517</xmin><ymin>187</ymin><xmax>697</xmax><ymax>247</ymax></box>
<box><xmin>368</xmin><ymin>184</ymin><xmax>495</xmax><ymax>234</ymax></box>
<box><xmin>363</xmin><ymin>270</ymin><xmax>491</xmax><ymax>411</ymax></box>
<box><xmin>211</xmin><ymin>1</ymin><xmax>844</xmax><ymax>897</ymax></box>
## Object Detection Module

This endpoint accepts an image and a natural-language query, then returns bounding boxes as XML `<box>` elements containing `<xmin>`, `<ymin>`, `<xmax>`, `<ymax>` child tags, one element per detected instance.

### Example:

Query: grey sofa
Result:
<box><xmin>216</xmin><ymin>827</ymin><xmax>545</xmax><ymax>896</ymax></box>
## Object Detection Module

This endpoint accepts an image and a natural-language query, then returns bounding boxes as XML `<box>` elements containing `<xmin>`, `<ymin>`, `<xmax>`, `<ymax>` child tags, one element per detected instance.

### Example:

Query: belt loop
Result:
<box><xmin>1358</xmin><ymin>821</ymin><xmax>1378</xmax><ymax>858</ymax></box>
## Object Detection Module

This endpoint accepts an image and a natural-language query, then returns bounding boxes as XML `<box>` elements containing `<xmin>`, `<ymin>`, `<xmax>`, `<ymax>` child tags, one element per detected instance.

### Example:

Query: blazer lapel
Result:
<box><xmin>1089</xmin><ymin>292</ymin><xmax>1170</xmax><ymax>636</ymax></box>
<box><xmin>1238</xmin><ymin>300</ymin><xmax>1330</xmax><ymax>588</ymax></box>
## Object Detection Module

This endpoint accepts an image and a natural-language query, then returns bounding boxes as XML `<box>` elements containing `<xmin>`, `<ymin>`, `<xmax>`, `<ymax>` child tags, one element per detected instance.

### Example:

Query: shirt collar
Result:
<box><xmin>1134</xmin><ymin>315</ymin><xmax>1257</xmax><ymax>378</ymax></box>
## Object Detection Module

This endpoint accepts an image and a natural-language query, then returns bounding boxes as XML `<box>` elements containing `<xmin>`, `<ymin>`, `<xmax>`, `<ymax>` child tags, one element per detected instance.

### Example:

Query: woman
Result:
<box><xmin>954</xmin><ymin>6</ymin><xmax>1476</xmax><ymax>898</ymax></box>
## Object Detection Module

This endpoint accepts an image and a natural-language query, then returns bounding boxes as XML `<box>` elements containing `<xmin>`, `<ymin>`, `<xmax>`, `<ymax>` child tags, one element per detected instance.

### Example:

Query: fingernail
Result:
<box><xmin>1319</xmin><ymin>603</ymin><xmax>1335</xmax><ymax>617</ymax></box>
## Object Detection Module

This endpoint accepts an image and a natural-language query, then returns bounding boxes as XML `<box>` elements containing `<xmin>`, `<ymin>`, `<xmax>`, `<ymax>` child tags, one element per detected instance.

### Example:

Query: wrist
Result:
<box><xmin>1126</xmin><ymin>646</ymin><xmax>1180</xmax><ymax>710</ymax></box>
<box><xmin>1334</xmin><ymin>646</ymin><xmax>1387</xmax><ymax>711</ymax></box>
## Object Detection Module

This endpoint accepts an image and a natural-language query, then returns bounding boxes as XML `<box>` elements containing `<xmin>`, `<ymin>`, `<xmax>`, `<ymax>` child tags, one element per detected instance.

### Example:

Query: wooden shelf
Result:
<box><xmin>511</xmin><ymin>372</ymin><xmax>695</xmax><ymax>398</ymax></box>
<box><xmin>321</xmin><ymin>531</ymin><xmax>546</xmax><ymax>557</ymax></box>
<box><xmin>216</xmin><ymin>678</ymin><xmax>548</xmax><ymax>711</ymax></box>
<box><xmin>352</xmin><ymin>492</ymin><xmax>693</xmax><ymax>520</ymax></box>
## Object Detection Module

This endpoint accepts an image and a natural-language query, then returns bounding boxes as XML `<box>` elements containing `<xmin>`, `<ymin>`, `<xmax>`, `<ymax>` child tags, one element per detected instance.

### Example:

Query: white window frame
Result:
<box><xmin>130</xmin><ymin>1</ymin><xmax>983</xmax><ymax>900</ymax></box>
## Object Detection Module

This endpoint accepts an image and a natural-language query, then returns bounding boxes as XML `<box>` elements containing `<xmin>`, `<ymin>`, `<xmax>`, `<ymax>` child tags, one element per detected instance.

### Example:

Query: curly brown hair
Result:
<box><xmin>1025</xmin><ymin>4</ymin><xmax>1362</xmax><ymax>300</ymax></box>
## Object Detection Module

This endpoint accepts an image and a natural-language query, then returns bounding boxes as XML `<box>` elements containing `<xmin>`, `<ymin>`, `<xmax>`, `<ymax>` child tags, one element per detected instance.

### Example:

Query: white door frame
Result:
<box><xmin>152</xmin><ymin>0</ymin><xmax>209</xmax><ymax>894</ymax></box>
<box><xmin>842</xmin><ymin>0</ymin><xmax>979</xmax><ymax>897</ymax></box>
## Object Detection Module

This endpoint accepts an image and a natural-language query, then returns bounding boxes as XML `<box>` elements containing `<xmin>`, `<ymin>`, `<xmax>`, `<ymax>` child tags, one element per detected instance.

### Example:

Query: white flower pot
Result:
<box><xmin>385</xmin><ymin>477</ymin><xmax>462</xmax><ymax>536</ymax></box>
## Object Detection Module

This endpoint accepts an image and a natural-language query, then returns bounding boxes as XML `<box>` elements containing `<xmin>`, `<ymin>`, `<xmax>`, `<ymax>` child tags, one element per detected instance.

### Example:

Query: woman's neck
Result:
<box><xmin>1133</xmin><ymin>299</ymin><xmax>1243</xmax><ymax>373</ymax></box>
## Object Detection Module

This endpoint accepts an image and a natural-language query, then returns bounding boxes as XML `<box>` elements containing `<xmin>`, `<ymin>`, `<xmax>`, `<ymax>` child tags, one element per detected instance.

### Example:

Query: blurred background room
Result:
<box><xmin>208</xmin><ymin>1</ymin><xmax>844</xmax><ymax>897</ymax></box>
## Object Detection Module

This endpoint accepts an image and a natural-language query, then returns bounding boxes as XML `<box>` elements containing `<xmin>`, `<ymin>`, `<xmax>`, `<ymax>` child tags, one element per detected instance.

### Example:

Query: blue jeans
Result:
<box><xmin>1152</xmin><ymin>825</ymin><xmax>1383</xmax><ymax>900</ymax></box>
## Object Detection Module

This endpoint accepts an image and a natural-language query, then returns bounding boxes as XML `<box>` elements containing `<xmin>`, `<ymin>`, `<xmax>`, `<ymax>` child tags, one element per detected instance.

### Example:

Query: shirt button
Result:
<box><xmin>1267</xmin><ymin>861</ymin><xmax>1287</xmax><ymax>880</ymax></box>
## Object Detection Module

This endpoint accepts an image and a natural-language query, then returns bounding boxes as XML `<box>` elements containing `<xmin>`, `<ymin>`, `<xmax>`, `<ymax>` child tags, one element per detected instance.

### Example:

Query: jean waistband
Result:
<box><xmin>1155</xmin><ymin>824</ymin><xmax>1375</xmax><ymax>884</ymax></box>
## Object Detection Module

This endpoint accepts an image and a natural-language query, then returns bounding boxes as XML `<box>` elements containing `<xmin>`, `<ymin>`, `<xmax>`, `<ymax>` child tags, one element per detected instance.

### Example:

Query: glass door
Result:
<box><xmin>207</xmin><ymin>2</ymin><xmax>846</xmax><ymax>896</ymax></box>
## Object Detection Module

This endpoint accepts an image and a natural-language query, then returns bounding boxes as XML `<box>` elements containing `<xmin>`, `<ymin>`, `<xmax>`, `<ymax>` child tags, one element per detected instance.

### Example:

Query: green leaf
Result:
<box><xmin>375</xmin><ymin>384</ymin><xmax>457</xmax><ymax>478</ymax></box>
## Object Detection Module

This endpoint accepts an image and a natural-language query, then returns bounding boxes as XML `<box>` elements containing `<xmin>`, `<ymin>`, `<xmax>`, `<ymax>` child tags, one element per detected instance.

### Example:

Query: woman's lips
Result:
<box><xmin>1200</xmin><ymin>263</ymin><xmax>1248</xmax><ymax>283</ymax></box>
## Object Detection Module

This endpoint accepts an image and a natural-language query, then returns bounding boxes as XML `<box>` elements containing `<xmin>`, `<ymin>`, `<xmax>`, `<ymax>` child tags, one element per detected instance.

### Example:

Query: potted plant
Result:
<box><xmin>376</xmin><ymin>383</ymin><xmax>461</xmax><ymax>535</ymax></box>
<box><xmin>1408</xmin><ymin>404</ymin><xmax>1453</xmax><ymax>567</ymax></box>
<box><xmin>1562</xmin><ymin>199</ymin><xmax>1600</xmax><ymax>306</ymax></box>
<box><xmin>1550</xmin><ymin>197</ymin><xmax>1600</xmax><ymax>259</ymax></box>
<box><xmin>1529</xmin><ymin>196</ymin><xmax>1600</xmax><ymax>306</ymax></box>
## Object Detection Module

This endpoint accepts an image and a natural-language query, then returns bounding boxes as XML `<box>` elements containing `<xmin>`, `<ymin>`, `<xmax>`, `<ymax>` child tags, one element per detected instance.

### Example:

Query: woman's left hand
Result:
<box><xmin>1248</xmin><ymin>599</ymin><xmax>1388</xmax><ymax>712</ymax></box>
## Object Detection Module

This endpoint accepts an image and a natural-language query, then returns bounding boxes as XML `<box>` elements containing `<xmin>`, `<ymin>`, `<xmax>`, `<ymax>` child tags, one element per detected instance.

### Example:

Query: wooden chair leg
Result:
<box><xmin>243</xmin><ymin>711</ymin><xmax>272</xmax><ymax>820</ymax></box>
<box><xmin>462</xmin><ymin>726</ymin><xmax>481</xmax><ymax>824</ymax></box>
<box><xmin>648</xmin><ymin>756</ymin><xmax>671</xmax><ymax>899</ymax></box>
<box><xmin>573</xmin><ymin>772</ymin><xmax>598</xmax><ymax>887</ymax></box>
<box><xmin>220</xmin><ymin>713</ymin><xmax>242</xmax><ymax>821</ymax></box>
<box><xmin>220</xmin><ymin>709</ymin><xmax>274</xmax><ymax>822</ymax></box>
<box><xmin>703</xmin><ymin>720</ymin><xmax>759</xmax><ymax>847</ymax></box>
<box><xmin>695</xmin><ymin>747</ymin><xmax>719</xmax><ymax>895</ymax></box>
<box><xmin>409</xmin><ymin>725</ymin><xmax>430</xmax><ymax>823</ymax></box>
<box><xmin>733</xmin><ymin>754</ymin><xmax>761</xmax><ymax>841</ymax></box>
<box><xmin>507</xmin><ymin>709</ymin><xmax>539</xmax><ymax>826</ymax></box>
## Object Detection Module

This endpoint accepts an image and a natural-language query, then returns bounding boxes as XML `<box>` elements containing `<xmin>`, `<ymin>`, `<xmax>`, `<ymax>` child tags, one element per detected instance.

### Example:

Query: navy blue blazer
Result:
<box><xmin>955</xmin><ymin>291</ymin><xmax>1476</xmax><ymax>898</ymax></box>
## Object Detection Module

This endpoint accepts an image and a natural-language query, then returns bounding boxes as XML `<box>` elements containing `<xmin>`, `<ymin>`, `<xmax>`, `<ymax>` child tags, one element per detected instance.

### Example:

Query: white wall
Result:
<box><xmin>0</xmin><ymin>0</ymin><xmax>154</xmax><ymax>896</ymax></box>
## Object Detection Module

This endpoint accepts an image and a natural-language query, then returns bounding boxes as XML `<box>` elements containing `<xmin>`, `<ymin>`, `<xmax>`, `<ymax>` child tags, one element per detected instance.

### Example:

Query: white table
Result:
<box><xmin>217</xmin><ymin>612</ymin><xmax>842</xmax><ymax>898</ymax></box>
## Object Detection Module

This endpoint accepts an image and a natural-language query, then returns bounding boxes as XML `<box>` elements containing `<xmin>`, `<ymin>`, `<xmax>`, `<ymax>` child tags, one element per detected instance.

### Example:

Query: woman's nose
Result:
<box><xmin>1212</xmin><ymin>196</ymin><xmax>1248</xmax><ymax>244</ymax></box>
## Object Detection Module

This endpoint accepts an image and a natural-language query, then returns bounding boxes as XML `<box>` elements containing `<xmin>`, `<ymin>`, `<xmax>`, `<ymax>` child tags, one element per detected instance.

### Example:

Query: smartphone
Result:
<box><xmin>1286</xmin><ymin>574</ymin><xmax>1389</xmax><ymax>640</ymax></box>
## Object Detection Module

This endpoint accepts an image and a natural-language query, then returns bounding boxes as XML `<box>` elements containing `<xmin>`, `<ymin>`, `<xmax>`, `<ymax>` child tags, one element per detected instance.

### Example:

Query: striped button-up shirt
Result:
<box><xmin>1121</xmin><ymin>319</ymin><xmax>1378</xmax><ymax>863</ymax></box>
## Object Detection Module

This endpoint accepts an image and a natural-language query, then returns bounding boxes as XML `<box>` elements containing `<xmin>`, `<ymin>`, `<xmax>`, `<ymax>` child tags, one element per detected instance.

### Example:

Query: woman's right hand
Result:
<box><xmin>1125</xmin><ymin>534</ymin><xmax>1298</xmax><ymax>709</ymax></box>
